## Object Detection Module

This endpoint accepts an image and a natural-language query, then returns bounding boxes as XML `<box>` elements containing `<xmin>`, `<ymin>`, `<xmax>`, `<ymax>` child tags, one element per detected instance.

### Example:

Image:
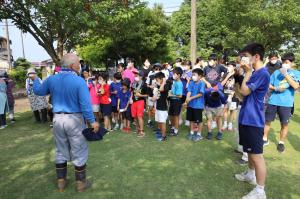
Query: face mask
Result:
<box><xmin>192</xmin><ymin>75</ymin><xmax>198</xmax><ymax>82</ymax></box>
<box><xmin>116</xmin><ymin>80</ymin><xmax>121</xmax><ymax>83</ymax></box>
<box><xmin>173</xmin><ymin>74</ymin><xmax>177</xmax><ymax>80</ymax></box>
<box><xmin>134</xmin><ymin>77</ymin><xmax>140</xmax><ymax>82</ymax></box>
<box><xmin>208</xmin><ymin>61</ymin><xmax>215</xmax><ymax>66</ymax></box>
<box><xmin>167</xmin><ymin>65</ymin><xmax>172</xmax><ymax>70</ymax></box>
<box><xmin>282</xmin><ymin>63</ymin><xmax>291</xmax><ymax>70</ymax></box>
<box><xmin>270</xmin><ymin>60</ymin><xmax>277</xmax><ymax>65</ymax></box>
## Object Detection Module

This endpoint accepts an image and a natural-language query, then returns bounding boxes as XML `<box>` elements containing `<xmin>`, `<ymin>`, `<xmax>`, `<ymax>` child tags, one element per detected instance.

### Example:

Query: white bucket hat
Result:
<box><xmin>27</xmin><ymin>68</ymin><xmax>37</xmax><ymax>76</ymax></box>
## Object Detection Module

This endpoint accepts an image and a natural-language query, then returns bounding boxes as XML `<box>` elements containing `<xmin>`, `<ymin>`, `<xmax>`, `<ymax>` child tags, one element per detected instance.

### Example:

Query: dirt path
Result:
<box><xmin>15</xmin><ymin>98</ymin><xmax>31</xmax><ymax>113</ymax></box>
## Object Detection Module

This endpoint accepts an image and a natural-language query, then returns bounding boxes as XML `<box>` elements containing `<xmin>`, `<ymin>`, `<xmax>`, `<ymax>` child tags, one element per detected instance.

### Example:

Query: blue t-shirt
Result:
<box><xmin>268</xmin><ymin>69</ymin><xmax>300</xmax><ymax>107</ymax></box>
<box><xmin>181</xmin><ymin>70</ymin><xmax>193</xmax><ymax>96</ymax></box>
<box><xmin>117</xmin><ymin>90</ymin><xmax>131</xmax><ymax>109</ymax></box>
<box><xmin>187</xmin><ymin>80</ymin><xmax>205</xmax><ymax>109</ymax></box>
<box><xmin>110</xmin><ymin>82</ymin><xmax>122</xmax><ymax>107</ymax></box>
<box><xmin>171</xmin><ymin>80</ymin><xmax>183</xmax><ymax>99</ymax></box>
<box><xmin>204</xmin><ymin>89</ymin><xmax>227</xmax><ymax>108</ymax></box>
<box><xmin>239</xmin><ymin>67</ymin><xmax>270</xmax><ymax>128</ymax></box>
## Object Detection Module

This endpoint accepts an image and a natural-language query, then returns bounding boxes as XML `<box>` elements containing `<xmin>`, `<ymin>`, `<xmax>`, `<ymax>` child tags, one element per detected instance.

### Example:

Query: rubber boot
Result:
<box><xmin>75</xmin><ymin>164</ymin><xmax>92</xmax><ymax>192</ymax></box>
<box><xmin>56</xmin><ymin>162</ymin><xmax>67</xmax><ymax>192</ymax></box>
<box><xmin>33</xmin><ymin>110</ymin><xmax>41</xmax><ymax>122</ymax></box>
<box><xmin>41</xmin><ymin>108</ymin><xmax>48</xmax><ymax>123</ymax></box>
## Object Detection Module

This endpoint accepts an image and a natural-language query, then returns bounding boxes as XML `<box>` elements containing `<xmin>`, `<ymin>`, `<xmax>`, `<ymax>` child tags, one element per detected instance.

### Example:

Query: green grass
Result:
<box><xmin>1</xmin><ymin>95</ymin><xmax>300</xmax><ymax>199</ymax></box>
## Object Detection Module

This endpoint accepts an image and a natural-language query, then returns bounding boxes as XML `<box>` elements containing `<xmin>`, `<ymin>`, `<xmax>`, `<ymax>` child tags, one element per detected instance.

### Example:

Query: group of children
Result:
<box><xmin>84</xmin><ymin>55</ymin><xmax>244</xmax><ymax>141</ymax></box>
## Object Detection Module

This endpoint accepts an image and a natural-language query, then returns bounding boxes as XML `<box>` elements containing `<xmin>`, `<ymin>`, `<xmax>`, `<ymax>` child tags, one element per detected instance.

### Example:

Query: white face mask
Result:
<box><xmin>282</xmin><ymin>63</ymin><xmax>291</xmax><ymax>70</ymax></box>
<box><xmin>270</xmin><ymin>60</ymin><xmax>277</xmax><ymax>65</ymax></box>
<box><xmin>167</xmin><ymin>65</ymin><xmax>172</xmax><ymax>70</ymax></box>
<box><xmin>173</xmin><ymin>74</ymin><xmax>177</xmax><ymax>80</ymax></box>
<box><xmin>208</xmin><ymin>61</ymin><xmax>215</xmax><ymax>66</ymax></box>
<box><xmin>192</xmin><ymin>75</ymin><xmax>198</xmax><ymax>82</ymax></box>
<box><xmin>183</xmin><ymin>66</ymin><xmax>188</xmax><ymax>71</ymax></box>
<box><xmin>116</xmin><ymin>80</ymin><xmax>121</xmax><ymax>83</ymax></box>
<box><xmin>134</xmin><ymin>77</ymin><xmax>140</xmax><ymax>82</ymax></box>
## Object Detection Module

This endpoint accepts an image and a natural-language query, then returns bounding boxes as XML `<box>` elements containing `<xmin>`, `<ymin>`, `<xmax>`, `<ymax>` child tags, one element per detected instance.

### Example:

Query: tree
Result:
<box><xmin>170</xmin><ymin>0</ymin><xmax>300</xmax><ymax>58</ymax></box>
<box><xmin>78</xmin><ymin>4</ymin><xmax>171</xmax><ymax>67</ymax></box>
<box><xmin>0</xmin><ymin>0</ymin><xmax>131</xmax><ymax>65</ymax></box>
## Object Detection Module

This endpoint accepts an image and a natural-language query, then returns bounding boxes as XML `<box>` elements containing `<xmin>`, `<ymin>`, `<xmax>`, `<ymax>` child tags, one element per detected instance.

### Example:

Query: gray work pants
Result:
<box><xmin>53</xmin><ymin>113</ymin><xmax>88</xmax><ymax>167</ymax></box>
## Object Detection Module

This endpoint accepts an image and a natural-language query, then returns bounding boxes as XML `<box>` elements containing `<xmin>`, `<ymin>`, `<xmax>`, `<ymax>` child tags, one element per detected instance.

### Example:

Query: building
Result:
<box><xmin>0</xmin><ymin>36</ymin><xmax>11</xmax><ymax>71</ymax></box>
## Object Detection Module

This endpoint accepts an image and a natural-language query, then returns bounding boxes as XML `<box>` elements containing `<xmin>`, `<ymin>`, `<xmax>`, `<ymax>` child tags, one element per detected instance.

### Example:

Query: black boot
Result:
<box><xmin>74</xmin><ymin>164</ymin><xmax>92</xmax><ymax>192</ymax></box>
<box><xmin>56</xmin><ymin>162</ymin><xmax>67</xmax><ymax>192</ymax></box>
<box><xmin>33</xmin><ymin>110</ymin><xmax>41</xmax><ymax>122</ymax></box>
<box><xmin>41</xmin><ymin>108</ymin><xmax>48</xmax><ymax>123</ymax></box>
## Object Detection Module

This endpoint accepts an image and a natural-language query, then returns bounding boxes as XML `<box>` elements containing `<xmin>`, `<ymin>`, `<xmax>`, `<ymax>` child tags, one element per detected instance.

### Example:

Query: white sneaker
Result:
<box><xmin>211</xmin><ymin>121</ymin><xmax>217</xmax><ymax>129</ymax></box>
<box><xmin>185</xmin><ymin>120</ymin><xmax>190</xmax><ymax>126</ymax></box>
<box><xmin>222</xmin><ymin>123</ymin><xmax>228</xmax><ymax>130</ymax></box>
<box><xmin>120</xmin><ymin>123</ymin><xmax>124</xmax><ymax>129</ymax></box>
<box><xmin>235</xmin><ymin>171</ymin><xmax>257</xmax><ymax>185</ymax></box>
<box><xmin>242</xmin><ymin>188</ymin><xmax>266</xmax><ymax>199</ymax></box>
<box><xmin>113</xmin><ymin>124</ymin><xmax>119</xmax><ymax>130</ymax></box>
<box><xmin>112</xmin><ymin>118</ymin><xmax>116</xmax><ymax>124</ymax></box>
<box><xmin>0</xmin><ymin>125</ymin><xmax>6</xmax><ymax>130</ymax></box>
<box><xmin>228</xmin><ymin>123</ymin><xmax>233</xmax><ymax>131</ymax></box>
<box><xmin>179</xmin><ymin>118</ymin><xmax>183</xmax><ymax>125</ymax></box>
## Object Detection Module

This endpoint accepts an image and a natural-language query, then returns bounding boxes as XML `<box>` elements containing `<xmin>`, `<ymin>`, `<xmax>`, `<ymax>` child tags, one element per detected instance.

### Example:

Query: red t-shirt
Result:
<box><xmin>99</xmin><ymin>84</ymin><xmax>111</xmax><ymax>104</ymax></box>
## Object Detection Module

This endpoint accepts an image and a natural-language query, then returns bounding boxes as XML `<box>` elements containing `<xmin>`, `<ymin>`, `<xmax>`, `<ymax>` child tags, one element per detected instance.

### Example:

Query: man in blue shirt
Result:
<box><xmin>32</xmin><ymin>53</ymin><xmax>99</xmax><ymax>193</ymax></box>
<box><xmin>235</xmin><ymin>43</ymin><xmax>270</xmax><ymax>199</ymax></box>
<box><xmin>264</xmin><ymin>53</ymin><xmax>300</xmax><ymax>153</ymax></box>
<box><xmin>184</xmin><ymin>68</ymin><xmax>205</xmax><ymax>142</ymax></box>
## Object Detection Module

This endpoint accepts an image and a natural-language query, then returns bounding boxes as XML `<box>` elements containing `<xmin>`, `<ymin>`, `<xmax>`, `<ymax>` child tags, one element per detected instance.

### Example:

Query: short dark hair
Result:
<box><xmin>281</xmin><ymin>53</ymin><xmax>295</xmax><ymax>62</ymax></box>
<box><xmin>80</xmin><ymin>60</ymin><xmax>84</xmax><ymax>63</ymax></box>
<box><xmin>154</xmin><ymin>72</ymin><xmax>165</xmax><ymax>79</ymax></box>
<box><xmin>268</xmin><ymin>52</ymin><xmax>278</xmax><ymax>59</ymax></box>
<box><xmin>114</xmin><ymin>72</ymin><xmax>122</xmax><ymax>80</ymax></box>
<box><xmin>175</xmin><ymin>58</ymin><xmax>182</xmax><ymax>63</ymax></box>
<box><xmin>121</xmin><ymin>79</ymin><xmax>130</xmax><ymax>88</ymax></box>
<box><xmin>118</xmin><ymin>63</ymin><xmax>125</xmax><ymax>69</ymax></box>
<box><xmin>192</xmin><ymin>68</ymin><xmax>203</xmax><ymax>76</ymax></box>
<box><xmin>173</xmin><ymin>67</ymin><xmax>183</xmax><ymax>76</ymax></box>
<box><xmin>127</xmin><ymin>58</ymin><xmax>135</xmax><ymax>65</ymax></box>
<box><xmin>99</xmin><ymin>72</ymin><xmax>109</xmax><ymax>82</ymax></box>
<box><xmin>184</xmin><ymin>60</ymin><xmax>192</xmax><ymax>66</ymax></box>
<box><xmin>240</xmin><ymin>43</ymin><xmax>265</xmax><ymax>61</ymax></box>
<box><xmin>227</xmin><ymin>61</ymin><xmax>236</xmax><ymax>67</ymax></box>
<box><xmin>195</xmin><ymin>57</ymin><xmax>203</xmax><ymax>64</ymax></box>
<box><xmin>211</xmin><ymin>91</ymin><xmax>220</xmax><ymax>102</ymax></box>
<box><xmin>208</xmin><ymin>53</ymin><xmax>218</xmax><ymax>61</ymax></box>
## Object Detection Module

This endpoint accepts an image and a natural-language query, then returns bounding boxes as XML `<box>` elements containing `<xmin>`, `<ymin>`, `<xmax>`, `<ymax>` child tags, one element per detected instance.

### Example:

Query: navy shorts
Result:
<box><xmin>111</xmin><ymin>106</ymin><xmax>118</xmax><ymax>113</ymax></box>
<box><xmin>186</xmin><ymin>107</ymin><xmax>203</xmax><ymax>123</ymax></box>
<box><xmin>168</xmin><ymin>99</ymin><xmax>182</xmax><ymax>116</ymax></box>
<box><xmin>265</xmin><ymin>104</ymin><xmax>292</xmax><ymax>124</ymax></box>
<box><xmin>239</xmin><ymin>124</ymin><xmax>264</xmax><ymax>154</ymax></box>
<box><xmin>100</xmin><ymin>104</ymin><xmax>112</xmax><ymax>116</ymax></box>
<box><xmin>122</xmin><ymin>106</ymin><xmax>132</xmax><ymax>121</ymax></box>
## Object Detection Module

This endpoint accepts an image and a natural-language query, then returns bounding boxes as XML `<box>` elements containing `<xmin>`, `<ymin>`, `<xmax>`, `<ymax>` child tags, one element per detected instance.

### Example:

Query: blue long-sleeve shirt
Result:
<box><xmin>33</xmin><ymin>71</ymin><xmax>95</xmax><ymax>123</ymax></box>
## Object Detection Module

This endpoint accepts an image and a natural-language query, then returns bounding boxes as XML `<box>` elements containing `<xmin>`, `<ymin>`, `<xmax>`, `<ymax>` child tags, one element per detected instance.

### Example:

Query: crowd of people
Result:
<box><xmin>0</xmin><ymin>43</ymin><xmax>299</xmax><ymax>199</ymax></box>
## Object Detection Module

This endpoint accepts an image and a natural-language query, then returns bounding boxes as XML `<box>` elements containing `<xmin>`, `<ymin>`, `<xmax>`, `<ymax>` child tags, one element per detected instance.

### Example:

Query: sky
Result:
<box><xmin>0</xmin><ymin>0</ymin><xmax>183</xmax><ymax>62</ymax></box>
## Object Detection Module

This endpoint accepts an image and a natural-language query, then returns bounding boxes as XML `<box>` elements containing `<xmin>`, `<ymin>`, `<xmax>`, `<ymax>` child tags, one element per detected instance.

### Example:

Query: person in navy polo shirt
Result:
<box><xmin>234</xmin><ymin>43</ymin><xmax>270</xmax><ymax>199</ymax></box>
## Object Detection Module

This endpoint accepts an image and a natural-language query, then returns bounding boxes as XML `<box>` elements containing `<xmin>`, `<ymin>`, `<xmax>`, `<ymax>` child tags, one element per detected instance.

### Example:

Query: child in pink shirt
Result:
<box><xmin>88</xmin><ymin>75</ymin><xmax>101</xmax><ymax>122</ymax></box>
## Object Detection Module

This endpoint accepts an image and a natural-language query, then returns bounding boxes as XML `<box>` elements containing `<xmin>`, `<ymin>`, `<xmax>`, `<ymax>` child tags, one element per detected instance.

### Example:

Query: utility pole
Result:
<box><xmin>20</xmin><ymin>31</ymin><xmax>26</xmax><ymax>58</ymax></box>
<box><xmin>5</xmin><ymin>19</ymin><xmax>12</xmax><ymax>69</ymax></box>
<box><xmin>190</xmin><ymin>0</ymin><xmax>197</xmax><ymax>65</ymax></box>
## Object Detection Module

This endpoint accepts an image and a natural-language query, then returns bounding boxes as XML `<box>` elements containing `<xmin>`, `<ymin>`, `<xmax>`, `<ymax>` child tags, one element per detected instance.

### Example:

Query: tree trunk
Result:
<box><xmin>57</xmin><ymin>37</ymin><xmax>64</xmax><ymax>60</ymax></box>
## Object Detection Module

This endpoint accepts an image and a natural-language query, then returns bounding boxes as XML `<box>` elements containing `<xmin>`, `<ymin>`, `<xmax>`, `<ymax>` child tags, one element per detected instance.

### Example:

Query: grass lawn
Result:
<box><xmin>0</xmin><ymin>94</ymin><xmax>300</xmax><ymax>199</ymax></box>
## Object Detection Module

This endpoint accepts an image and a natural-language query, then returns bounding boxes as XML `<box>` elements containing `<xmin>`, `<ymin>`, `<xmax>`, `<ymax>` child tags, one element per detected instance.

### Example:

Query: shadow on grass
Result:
<box><xmin>0</xmin><ymin>111</ymin><xmax>300</xmax><ymax>199</ymax></box>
